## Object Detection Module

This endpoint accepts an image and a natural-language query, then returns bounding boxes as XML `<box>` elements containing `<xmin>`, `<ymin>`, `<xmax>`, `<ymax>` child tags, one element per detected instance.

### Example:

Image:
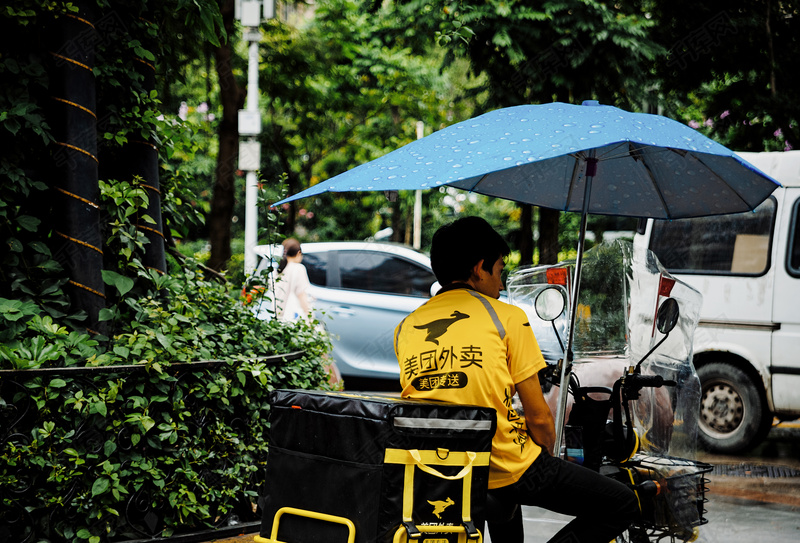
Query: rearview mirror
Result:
<box><xmin>656</xmin><ymin>298</ymin><xmax>680</xmax><ymax>335</ymax></box>
<box><xmin>534</xmin><ymin>287</ymin><xmax>566</xmax><ymax>322</ymax></box>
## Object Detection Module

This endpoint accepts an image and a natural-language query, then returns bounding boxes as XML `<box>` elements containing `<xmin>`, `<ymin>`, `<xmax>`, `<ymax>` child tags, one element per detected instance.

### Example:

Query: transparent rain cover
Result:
<box><xmin>507</xmin><ymin>240</ymin><xmax>703</xmax><ymax>458</ymax></box>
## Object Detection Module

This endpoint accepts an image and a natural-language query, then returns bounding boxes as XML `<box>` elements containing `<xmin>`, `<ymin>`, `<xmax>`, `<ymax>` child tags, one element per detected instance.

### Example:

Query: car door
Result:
<box><xmin>314</xmin><ymin>249</ymin><xmax>436</xmax><ymax>380</ymax></box>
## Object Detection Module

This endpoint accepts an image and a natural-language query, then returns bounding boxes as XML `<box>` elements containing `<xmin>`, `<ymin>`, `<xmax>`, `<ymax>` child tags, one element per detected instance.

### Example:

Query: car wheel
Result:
<box><xmin>696</xmin><ymin>362</ymin><xmax>771</xmax><ymax>454</ymax></box>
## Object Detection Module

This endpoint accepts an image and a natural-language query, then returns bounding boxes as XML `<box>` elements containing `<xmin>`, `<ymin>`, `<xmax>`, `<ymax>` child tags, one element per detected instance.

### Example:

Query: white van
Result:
<box><xmin>634</xmin><ymin>151</ymin><xmax>800</xmax><ymax>454</ymax></box>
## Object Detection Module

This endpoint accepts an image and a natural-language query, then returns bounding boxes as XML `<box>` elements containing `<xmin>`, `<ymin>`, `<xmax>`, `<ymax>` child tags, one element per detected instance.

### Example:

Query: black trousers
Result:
<box><xmin>486</xmin><ymin>452</ymin><xmax>639</xmax><ymax>543</ymax></box>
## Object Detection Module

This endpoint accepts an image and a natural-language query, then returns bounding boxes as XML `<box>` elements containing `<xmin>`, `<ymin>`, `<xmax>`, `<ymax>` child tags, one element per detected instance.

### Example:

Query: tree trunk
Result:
<box><xmin>519</xmin><ymin>204</ymin><xmax>534</xmax><ymax>265</ymax></box>
<box><xmin>390</xmin><ymin>197</ymin><xmax>403</xmax><ymax>243</ymax></box>
<box><xmin>208</xmin><ymin>0</ymin><xmax>245</xmax><ymax>271</ymax></box>
<box><xmin>538</xmin><ymin>207</ymin><xmax>560</xmax><ymax>265</ymax></box>
<box><xmin>101</xmin><ymin>10</ymin><xmax>166</xmax><ymax>276</ymax></box>
<box><xmin>46</xmin><ymin>0</ymin><xmax>106</xmax><ymax>334</ymax></box>
<box><xmin>132</xmin><ymin>11</ymin><xmax>166</xmax><ymax>275</ymax></box>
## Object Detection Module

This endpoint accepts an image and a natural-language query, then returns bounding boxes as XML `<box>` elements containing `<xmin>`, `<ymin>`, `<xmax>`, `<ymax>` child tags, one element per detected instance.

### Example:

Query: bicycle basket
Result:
<box><xmin>627</xmin><ymin>455</ymin><xmax>712</xmax><ymax>539</ymax></box>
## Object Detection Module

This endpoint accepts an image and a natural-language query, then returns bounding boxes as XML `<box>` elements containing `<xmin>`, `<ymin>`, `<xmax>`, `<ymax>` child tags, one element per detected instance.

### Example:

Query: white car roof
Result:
<box><xmin>254</xmin><ymin>241</ymin><xmax>432</xmax><ymax>266</ymax></box>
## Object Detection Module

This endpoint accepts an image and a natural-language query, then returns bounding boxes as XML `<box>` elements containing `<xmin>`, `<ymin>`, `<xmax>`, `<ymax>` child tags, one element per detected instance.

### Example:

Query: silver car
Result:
<box><xmin>250</xmin><ymin>242</ymin><xmax>439</xmax><ymax>382</ymax></box>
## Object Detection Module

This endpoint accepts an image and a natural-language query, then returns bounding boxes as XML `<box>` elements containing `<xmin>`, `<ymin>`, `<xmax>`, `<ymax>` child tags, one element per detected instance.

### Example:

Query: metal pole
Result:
<box><xmin>552</xmin><ymin>155</ymin><xmax>597</xmax><ymax>457</ymax></box>
<box><xmin>413</xmin><ymin>121</ymin><xmax>424</xmax><ymax>250</ymax></box>
<box><xmin>243</xmin><ymin>35</ymin><xmax>260</xmax><ymax>274</ymax></box>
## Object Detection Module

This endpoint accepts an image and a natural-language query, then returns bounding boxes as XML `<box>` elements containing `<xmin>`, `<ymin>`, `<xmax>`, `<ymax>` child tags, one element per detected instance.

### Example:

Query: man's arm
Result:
<box><xmin>516</xmin><ymin>373</ymin><xmax>556</xmax><ymax>454</ymax></box>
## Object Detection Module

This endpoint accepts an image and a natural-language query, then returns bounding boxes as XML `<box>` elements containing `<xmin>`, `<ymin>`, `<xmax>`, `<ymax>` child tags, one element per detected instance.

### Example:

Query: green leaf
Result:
<box><xmin>113</xmin><ymin>345</ymin><xmax>130</xmax><ymax>358</ymax></box>
<box><xmin>49</xmin><ymin>378</ymin><xmax>67</xmax><ymax>388</ymax></box>
<box><xmin>101</xmin><ymin>270</ymin><xmax>135</xmax><ymax>296</ymax></box>
<box><xmin>4</xmin><ymin>118</ymin><xmax>20</xmax><ymax>135</ymax></box>
<box><xmin>141</xmin><ymin>415</ymin><xmax>156</xmax><ymax>432</ymax></box>
<box><xmin>16</xmin><ymin>215</ymin><xmax>40</xmax><ymax>231</ymax></box>
<box><xmin>91</xmin><ymin>401</ymin><xmax>108</xmax><ymax>417</ymax></box>
<box><xmin>92</xmin><ymin>477</ymin><xmax>110</xmax><ymax>496</ymax></box>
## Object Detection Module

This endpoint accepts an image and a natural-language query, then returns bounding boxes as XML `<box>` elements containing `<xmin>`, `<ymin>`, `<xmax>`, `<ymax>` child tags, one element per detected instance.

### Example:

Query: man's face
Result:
<box><xmin>475</xmin><ymin>257</ymin><xmax>505</xmax><ymax>299</ymax></box>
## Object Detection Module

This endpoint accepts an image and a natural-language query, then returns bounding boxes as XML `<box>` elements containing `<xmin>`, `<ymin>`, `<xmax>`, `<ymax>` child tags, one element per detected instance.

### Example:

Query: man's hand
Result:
<box><xmin>516</xmin><ymin>373</ymin><xmax>556</xmax><ymax>454</ymax></box>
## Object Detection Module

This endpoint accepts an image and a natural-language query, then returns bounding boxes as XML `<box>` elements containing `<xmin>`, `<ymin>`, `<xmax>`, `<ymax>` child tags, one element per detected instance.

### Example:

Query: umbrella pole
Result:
<box><xmin>552</xmin><ymin>158</ymin><xmax>596</xmax><ymax>457</ymax></box>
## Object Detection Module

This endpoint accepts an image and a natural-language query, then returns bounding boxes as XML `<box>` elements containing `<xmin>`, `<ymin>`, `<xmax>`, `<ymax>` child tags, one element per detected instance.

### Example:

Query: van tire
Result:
<box><xmin>696</xmin><ymin>362</ymin><xmax>771</xmax><ymax>454</ymax></box>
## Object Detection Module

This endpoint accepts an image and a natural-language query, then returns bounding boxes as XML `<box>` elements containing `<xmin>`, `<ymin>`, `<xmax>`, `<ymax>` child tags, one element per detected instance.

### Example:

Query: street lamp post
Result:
<box><xmin>236</xmin><ymin>0</ymin><xmax>274</xmax><ymax>275</ymax></box>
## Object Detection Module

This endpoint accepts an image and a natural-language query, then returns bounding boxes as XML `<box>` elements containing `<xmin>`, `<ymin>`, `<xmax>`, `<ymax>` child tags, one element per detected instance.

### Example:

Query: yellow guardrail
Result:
<box><xmin>253</xmin><ymin>506</ymin><xmax>356</xmax><ymax>543</ymax></box>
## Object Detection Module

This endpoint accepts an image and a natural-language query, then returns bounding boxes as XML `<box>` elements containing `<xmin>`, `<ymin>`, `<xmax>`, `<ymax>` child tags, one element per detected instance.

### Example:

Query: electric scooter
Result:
<box><xmin>532</xmin><ymin>287</ymin><xmax>711</xmax><ymax>543</ymax></box>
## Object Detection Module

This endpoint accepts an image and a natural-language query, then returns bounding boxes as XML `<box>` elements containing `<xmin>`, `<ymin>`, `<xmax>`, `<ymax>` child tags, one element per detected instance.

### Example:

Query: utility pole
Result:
<box><xmin>413</xmin><ymin>121</ymin><xmax>424</xmax><ymax>250</ymax></box>
<box><xmin>236</xmin><ymin>0</ymin><xmax>274</xmax><ymax>274</ymax></box>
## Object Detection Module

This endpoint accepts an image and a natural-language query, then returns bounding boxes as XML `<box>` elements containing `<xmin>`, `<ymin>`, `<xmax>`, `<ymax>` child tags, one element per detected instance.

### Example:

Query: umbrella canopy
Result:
<box><xmin>278</xmin><ymin>101</ymin><xmax>780</xmax><ymax>219</ymax></box>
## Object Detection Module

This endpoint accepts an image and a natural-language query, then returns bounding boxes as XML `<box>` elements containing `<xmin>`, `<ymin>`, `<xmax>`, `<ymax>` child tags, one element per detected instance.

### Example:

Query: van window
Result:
<box><xmin>789</xmin><ymin>198</ymin><xmax>800</xmax><ymax>277</ymax></box>
<box><xmin>649</xmin><ymin>198</ymin><xmax>776</xmax><ymax>275</ymax></box>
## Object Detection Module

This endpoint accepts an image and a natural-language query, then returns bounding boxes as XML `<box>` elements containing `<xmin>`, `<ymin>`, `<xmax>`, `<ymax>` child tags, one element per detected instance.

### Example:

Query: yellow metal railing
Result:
<box><xmin>253</xmin><ymin>507</ymin><xmax>356</xmax><ymax>543</ymax></box>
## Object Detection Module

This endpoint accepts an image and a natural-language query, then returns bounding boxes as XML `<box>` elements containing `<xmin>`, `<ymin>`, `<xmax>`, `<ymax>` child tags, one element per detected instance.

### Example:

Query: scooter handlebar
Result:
<box><xmin>626</xmin><ymin>374</ymin><xmax>677</xmax><ymax>388</ymax></box>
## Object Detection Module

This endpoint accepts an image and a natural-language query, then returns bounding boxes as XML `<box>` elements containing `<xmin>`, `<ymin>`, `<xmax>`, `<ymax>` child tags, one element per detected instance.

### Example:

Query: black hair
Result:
<box><xmin>430</xmin><ymin>216</ymin><xmax>510</xmax><ymax>285</ymax></box>
<box><xmin>278</xmin><ymin>238</ymin><xmax>301</xmax><ymax>274</ymax></box>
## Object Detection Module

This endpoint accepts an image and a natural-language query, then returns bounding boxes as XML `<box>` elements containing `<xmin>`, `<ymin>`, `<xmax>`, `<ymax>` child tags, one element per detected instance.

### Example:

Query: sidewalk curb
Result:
<box><xmin>706</xmin><ymin>474</ymin><xmax>800</xmax><ymax>507</ymax></box>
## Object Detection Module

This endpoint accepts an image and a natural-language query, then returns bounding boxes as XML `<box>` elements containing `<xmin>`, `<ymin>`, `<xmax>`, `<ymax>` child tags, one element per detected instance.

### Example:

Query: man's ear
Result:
<box><xmin>470</xmin><ymin>259</ymin><xmax>486</xmax><ymax>280</ymax></box>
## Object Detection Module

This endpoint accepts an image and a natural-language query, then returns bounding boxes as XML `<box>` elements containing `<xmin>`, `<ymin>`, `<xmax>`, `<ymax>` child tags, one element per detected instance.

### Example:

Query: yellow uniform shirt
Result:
<box><xmin>394</xmin><ymin>285</ymin><xmax>547</xmax><ymax>489</ymax></box>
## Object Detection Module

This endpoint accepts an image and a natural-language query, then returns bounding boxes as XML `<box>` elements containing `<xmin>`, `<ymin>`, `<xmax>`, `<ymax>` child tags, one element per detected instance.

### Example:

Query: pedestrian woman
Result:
<box><xmin>274</xmin><ymin>238</ymin><xmax>313</xmax><ymax>322</ymax></box>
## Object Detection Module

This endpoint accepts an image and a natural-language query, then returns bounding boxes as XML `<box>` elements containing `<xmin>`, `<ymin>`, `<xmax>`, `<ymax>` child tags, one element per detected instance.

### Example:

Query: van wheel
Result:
<box><xmin>697</xmin><ymin>362</ymin><xmax>771</xmax><ymax>454</ymax></box>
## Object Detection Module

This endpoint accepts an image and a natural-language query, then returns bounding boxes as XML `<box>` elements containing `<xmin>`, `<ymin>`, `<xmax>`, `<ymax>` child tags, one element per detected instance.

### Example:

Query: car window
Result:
<box><xmin>303</xmin><ymin>251</ymin><xmax>328</xmax><ymax>286</ymax></box>
<box><xmin>649</xmin><ymin>197</ymin><xmax>776</xmax><ymax>276</ymax></box>
<box><xmin>788</xmin><ymin>198</ymin><xmax>800</xmax><ymax>277</ymax></box>
<box><xmin>338</xmin><ymin>250</ymin><xmax>435</xmax><ymax>297</ymax></box>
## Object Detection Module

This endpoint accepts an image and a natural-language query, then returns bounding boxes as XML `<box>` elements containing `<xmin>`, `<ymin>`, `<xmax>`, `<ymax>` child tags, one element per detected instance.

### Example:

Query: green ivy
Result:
<box><xmin>1</xmin><ymin>343</ymin><xmax>333</xmax><ymax>541</ymax></box>
<box><xmin>1</xmin><ymin>2</ymin><xmax>334</xmax><ymax>541</ymax></box>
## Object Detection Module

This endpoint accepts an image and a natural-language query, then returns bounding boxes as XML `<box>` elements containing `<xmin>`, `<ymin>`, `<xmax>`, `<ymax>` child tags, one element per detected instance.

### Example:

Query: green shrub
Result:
<box><xmin>0</xmin><ymin>259</ymin><xmax>335</xmax><ymax>541</ymax></box>
<box><xmin>0</xmin><ymin>346</ymin><xmax>331</xmax><ymax>541</ymax></box>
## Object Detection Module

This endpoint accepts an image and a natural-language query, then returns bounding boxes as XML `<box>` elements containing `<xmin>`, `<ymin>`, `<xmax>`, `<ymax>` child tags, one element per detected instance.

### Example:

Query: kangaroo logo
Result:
<box><xmin>414</xmin><ymin>311</ymin><xmax>470</xmax><ymax>344</ymax></box>
<box><xmin>428</xmin><ymin>497</ymin><xmax>455</xmax><ymax>519</ymax></box>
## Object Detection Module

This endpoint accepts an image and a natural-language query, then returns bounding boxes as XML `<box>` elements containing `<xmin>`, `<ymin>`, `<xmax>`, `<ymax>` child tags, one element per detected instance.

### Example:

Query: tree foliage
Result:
<box><xmin>650</xmin><ymin>0</ymin><xmax>800</xmax><ymax>152</ymax></box>
<box><xmin>256</xmin><ymin>0</ymin><xmax>484</xmax><ymax>240</ymax></box>
<box><xmin>1</xmin><ymin>3</ymin><xmax>334</xmax><ymax>539</ymax></box>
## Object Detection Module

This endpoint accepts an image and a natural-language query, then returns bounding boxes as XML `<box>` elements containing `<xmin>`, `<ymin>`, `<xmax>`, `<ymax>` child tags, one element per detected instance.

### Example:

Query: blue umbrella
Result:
<box><xmin>277</xmin><ymin>101</ymin><xmax>781</xmax><ymax>454</ymax></box>
<box><xmin>278</xmin><ymin>101</ymin><xmax>777</xmax><ymax>219</ymax></box>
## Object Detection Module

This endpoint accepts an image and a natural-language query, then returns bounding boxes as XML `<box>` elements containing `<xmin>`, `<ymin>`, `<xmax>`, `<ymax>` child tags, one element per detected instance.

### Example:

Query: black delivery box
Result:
<box><xmin>259</xmin><ymin>389</ymin><xmax>497</xmax><ymax>543</ymax></box>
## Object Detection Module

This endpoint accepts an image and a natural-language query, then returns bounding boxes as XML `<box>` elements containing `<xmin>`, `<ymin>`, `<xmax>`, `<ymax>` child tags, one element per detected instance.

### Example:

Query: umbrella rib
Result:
<box><xmin>564</xmin><ymin>155</ymin><xmax>586</xmax><ymax>210</ymax></box>
<box><xmin>593</xmin><ymin>142</ymin><xmax>631</xmax><ymax>161</ymax></box>
<box><xmin>597</xmin><ymin>143</ymin><xmax>673</xmax><ymax>162</ymax></box>
<box><xmin>689</xmin><ymin>152</ymin><xmax>753</xmax><ymax>209</ymax></box>
<box><xmin>455</xmin><ymin>172</ymin><xmax>490</xmax><ymax>195</ymax></box>
<box><xmin>639</xmin><ymin>147</ymin><xmax>673</xmax><ymax>219</ymax></box>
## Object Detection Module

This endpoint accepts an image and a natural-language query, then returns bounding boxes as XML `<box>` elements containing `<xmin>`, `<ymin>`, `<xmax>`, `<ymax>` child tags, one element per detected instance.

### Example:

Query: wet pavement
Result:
<box><xmin>203</xmin><ymin>420</ymin><xmax>800</xmax><ymax>543</ymax></box>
